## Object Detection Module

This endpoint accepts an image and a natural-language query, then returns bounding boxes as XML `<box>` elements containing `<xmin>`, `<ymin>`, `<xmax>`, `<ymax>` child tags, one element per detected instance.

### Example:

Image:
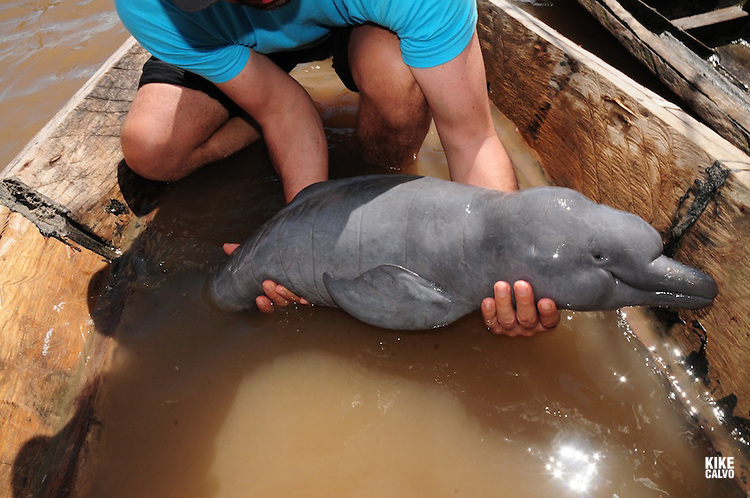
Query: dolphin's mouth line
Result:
<box><xmin>607</xmin><ymin>253</ymin><xmax>718</xmax><ymax>309</ymax></box>
<box><xmin>612</xmin><ymin>274</ymin><xmax>716</xmax><ymax>300</ymax></box>
<box><xmin>607</xmin><ymin>277</ymin><xmax>714</xmax><ymax>309</ymax></box>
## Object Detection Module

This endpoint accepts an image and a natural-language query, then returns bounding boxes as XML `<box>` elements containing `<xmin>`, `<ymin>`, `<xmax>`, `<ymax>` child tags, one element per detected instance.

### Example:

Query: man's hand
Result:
<box><xmin>481</xmin><ymin>281</ymin><xmax>560</xmax><ymax>337</ymax></box>
<box><xmin>255</xmin><ymin>280</ymin><xmax>310</xmax><ymax>312</ymax></box>
<box><xmin>223</xmin><ymin>243</ymin><xmax>310</xmax><ymax>313</ymax></box>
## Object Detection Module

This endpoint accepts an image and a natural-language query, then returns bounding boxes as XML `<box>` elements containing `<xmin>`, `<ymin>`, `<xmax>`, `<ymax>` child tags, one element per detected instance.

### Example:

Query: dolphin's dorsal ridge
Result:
<box><xmin>323</xmin><ymin>264</ymin><xmax>472</xmax><ymax>330</ymax></box>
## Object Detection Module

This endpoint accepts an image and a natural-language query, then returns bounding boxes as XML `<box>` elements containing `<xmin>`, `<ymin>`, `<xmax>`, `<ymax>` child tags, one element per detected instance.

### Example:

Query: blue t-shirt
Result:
<box><xmin>115</xmin><ymin>0</ymin><xmax>478</xmax><ymax>83</ymax></box>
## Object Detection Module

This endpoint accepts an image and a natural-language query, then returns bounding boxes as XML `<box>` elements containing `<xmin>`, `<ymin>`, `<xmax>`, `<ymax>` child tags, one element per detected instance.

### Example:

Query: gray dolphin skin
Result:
<box><xmin>208</xmin><ymin>175</ymin><xmax>718</xmax><ymax>330</ymax></box>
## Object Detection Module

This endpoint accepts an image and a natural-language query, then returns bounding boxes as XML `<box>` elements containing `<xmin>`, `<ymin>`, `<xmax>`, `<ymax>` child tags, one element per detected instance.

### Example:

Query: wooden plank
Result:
<box><xmin>574</xmin><ymin>0</ymin><xmax>750</xmax><ymax>155</ymax></box>
<box><xmin>0</xmin><ymin>38</ymin><xmax>156</xmax><ymax>254</ymax></box>
<box><xmin>0</xmin><ymin>37</ymin><xmax>156</xmax><ymax>496</ymax></box>
<box><xmin>0</xmin><ymin>205</ymin><xmax>112</xmax><ymax>498</ymax></box>
<box><xmin>672</xmin><ymin>6</ymin><xmax>748</xmax><ymax>31</ymax></box>
<box><xmin>479</xmin><ymin>0</ymin><xmax>750</xmax><ymax>434</ymax></box>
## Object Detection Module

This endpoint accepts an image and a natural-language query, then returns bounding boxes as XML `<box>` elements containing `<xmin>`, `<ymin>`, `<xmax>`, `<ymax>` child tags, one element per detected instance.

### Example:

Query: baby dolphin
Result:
<box><xmin>208</xmin><ymin>175</ymin><xmax>717</xmax><ymax>330</ymax></box>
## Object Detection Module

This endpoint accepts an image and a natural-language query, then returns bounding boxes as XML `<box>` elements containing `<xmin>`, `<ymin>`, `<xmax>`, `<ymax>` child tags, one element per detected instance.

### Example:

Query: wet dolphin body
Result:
<box><xmin>208</xmin><ymin>175</ymin><xmax>717</xmax><ymax>330</ymax></box>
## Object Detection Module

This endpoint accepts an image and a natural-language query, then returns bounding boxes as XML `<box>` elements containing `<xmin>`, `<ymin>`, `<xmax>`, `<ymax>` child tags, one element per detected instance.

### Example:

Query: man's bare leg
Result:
<box><xmin>347</xmin><ymin>24</ymin><xmax>432</xmax><ymax>170</ymax></box>
<box><xmin>121</xmin><ymin>82</ymin><xmax>261</xmax><ymax>181</ymax></box>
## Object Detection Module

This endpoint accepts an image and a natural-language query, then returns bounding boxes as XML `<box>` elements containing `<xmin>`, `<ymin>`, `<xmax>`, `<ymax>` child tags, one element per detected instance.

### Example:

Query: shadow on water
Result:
<box><xmin>9</xmin><ymin>142</ymin><xmax>291</xmax><ymax>497</ymax></box>
<box><xmin>13</xmin><ymin>138</ymin><xmax>746</xmax><ymax>497</ymax></box>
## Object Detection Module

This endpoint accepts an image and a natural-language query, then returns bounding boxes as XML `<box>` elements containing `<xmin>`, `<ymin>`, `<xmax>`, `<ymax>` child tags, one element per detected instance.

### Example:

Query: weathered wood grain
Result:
<box><xmin>1</xmin><ymin>3</ymin><xmax>749</xmax><ymax>495</ymax></box>
<box><xmin>574</xmin><ymin>0</ymin><xmax>750</xmax><ymax>155</ymax></box>
<box><xmin>0</xmin><ymin>38</ymin><xmax>155</xmax><ymax>497</ymax></box>
<box><xmin>0</xmin><ymin>206</ymin><xmax>111</xmax><ymax>498</ymax></box>
<box><xmin>479</xmin><ymin>0</ymin><xmax>750</xmax><ymax>432</ymax></box>
<box><xmin>672</xmin><ymin>5</ymin><xmax>748</xmax><ymax>31</ymax></box>
<box><xmin>1</xmin><ymin>38</ymin><xmax>153</xmax><ymax>253</ymax></box>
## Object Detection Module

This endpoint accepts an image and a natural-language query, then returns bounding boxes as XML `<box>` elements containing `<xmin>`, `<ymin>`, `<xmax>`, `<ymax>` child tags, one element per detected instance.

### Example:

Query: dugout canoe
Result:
<box><xmin>1</xmin><ymin>0</ymin><xmax>749</xmax><ymax>495</ymax></box>
<box><xmin>573</xmin><ymin>0</ymin><xmax>750</xmax><ymax>155</ymax></box>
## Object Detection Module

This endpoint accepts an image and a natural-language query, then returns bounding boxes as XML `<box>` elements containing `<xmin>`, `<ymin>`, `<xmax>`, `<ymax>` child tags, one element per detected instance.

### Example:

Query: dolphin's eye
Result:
<box><xmin>593</xmin><ymin>253</ymin><xmax>604</xmax><ymax>261</ymax></box>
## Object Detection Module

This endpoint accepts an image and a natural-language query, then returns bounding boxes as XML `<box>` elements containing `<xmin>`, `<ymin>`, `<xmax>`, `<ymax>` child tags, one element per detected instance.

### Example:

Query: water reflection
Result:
<box><xmin>544</xmin><ymin>442</ymin><xmax>602</xmax><ymax>494</ymax></box>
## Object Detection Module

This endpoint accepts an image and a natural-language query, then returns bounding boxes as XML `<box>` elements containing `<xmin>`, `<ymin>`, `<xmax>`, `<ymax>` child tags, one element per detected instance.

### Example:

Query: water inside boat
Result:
<box><xmin>80</xmin><ymin>60</ymin><xmax>743</xmax><ymax>497</ymax></box>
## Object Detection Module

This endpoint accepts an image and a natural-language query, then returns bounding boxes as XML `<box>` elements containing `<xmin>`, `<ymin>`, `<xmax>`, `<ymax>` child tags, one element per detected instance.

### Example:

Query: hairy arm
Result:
<box><xmin>217</xmin><ymin>51</ymin><xmax>325</xmax><ymax>311</ymax></box>
<box><xmin>410</xmin><ymin>31</ymin><xmax>517</xmax><ymax>192</ymax></box>
<box><xmin>216</xmin><ymin>49</ymin><xmax>328</xmax><ymax>203</ymax></box>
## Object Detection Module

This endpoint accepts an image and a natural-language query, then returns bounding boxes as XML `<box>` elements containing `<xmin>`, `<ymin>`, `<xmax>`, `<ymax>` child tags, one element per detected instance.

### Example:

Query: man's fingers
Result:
<box><xmin>537</xmin><ymin>298</ymin><xmax>560</xmax><ymax>330</ymax></box>
<box><xmin>262</xmin><ymin>280</ymin><xmax>290</xmax><ymax>306</ymax></box>
<box><xmin>274</xmin><ymin>284</ymin><xmax>309</xmax><ymax>305</ymax></box>
<box><xmin>226</xmin><ymin>246</ymin><xmax>313</xmax><ymax>309</ymax></box>
<box><xmin>484</xmin><ymin>281</ymin><xmax>560</xmax><ymax>337</ymax></box>
<box><xmin>482</xmin><ymin>297</ymin><xmax>519</xmax><ymax>336</ymax></box>
<box><xmin>493</xmin><ymin>281</ymin><xmax>518</xmax><ymax>330</ymax></box>
<box><xmin>260</xmin><ymin>280</ymin><xmax>311</xmax><ymax>309</ymax></box>
<box><xmin>481</xmin><ymin>298</ymin><xmax>501</xmax><ymax>334</ymax></box>
<box><xmin>223</xmin><ymin>243</ymin><xmax>240</xmax><ymax>255</ymax></box>
<box><xmin>513</xmin><ymin>281</ymin><xmax>539</xmax><ymax>330</ymax></box>
<box><xmin>256</xmin><ymin>295</ymin><xmax>274</xmax><ymax>313</ymax></box>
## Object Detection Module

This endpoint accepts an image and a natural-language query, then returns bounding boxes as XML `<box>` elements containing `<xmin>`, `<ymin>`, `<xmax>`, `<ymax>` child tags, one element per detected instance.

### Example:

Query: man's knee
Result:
<box><xmin>121</xmin><ymin>118</ymin><xmax>183</xmax><ymax>182</ymax></box>
<box><xmin>385</xmin><ymin>83</ymin><xmax>429</xmax><ymax>130</ymax></box>
<box><xmin>347</xmin><ymin>25</ymin><xmax>431</xmax><ymax>168</ymax></box>
<box><xmin>356</xmin><ymin>95</ymin><xmax>431</xmax><ymax>169</ymax></box>
<box><xmin>354</xmin><ymin>68</ymin><xmax>427</xmax><ymax>128</ymax></box>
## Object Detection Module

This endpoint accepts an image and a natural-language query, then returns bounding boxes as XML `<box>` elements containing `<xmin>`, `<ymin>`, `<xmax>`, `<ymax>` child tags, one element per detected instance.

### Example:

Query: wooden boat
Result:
<box><xmin>1</xmin><ymin>0</ymin><xmax>749</xmax><ymax>494</ymax></box>
<box><xmin>574</xmin><ymin>0</ymin><xmax>750</xmax><ymax>155</ymax></box>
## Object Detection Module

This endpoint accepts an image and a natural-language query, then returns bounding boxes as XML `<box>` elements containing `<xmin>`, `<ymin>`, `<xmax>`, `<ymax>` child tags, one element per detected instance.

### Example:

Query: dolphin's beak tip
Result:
<box><xmin>701</xmin><ymin>273</ymin><xmax>719</xmax><ymax>300</ymax></box>
<box><xmin>685</xmin><ymin>275</ymin><xmax>718</xmax><ymax>309</ymax></box>
<box><xmin>684</xmin><ymin>273</ymin><xmax>718</xmax><ymax>309</ymax></box>
<box><xmin>709</xmin><ymin>281</ymin><xmax>719</xmax><ymax>300</ymax></box>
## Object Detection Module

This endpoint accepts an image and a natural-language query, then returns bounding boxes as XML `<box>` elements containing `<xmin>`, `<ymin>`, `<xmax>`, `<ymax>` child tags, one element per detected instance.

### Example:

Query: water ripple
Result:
<box><xmin>0</xmin><ymin>0</ymin><xmax>127</xmax><ymax>168</ymax></box>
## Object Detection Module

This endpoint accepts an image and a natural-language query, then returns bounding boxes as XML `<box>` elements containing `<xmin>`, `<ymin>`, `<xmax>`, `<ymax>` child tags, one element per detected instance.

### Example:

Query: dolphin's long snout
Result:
<box><xmin>627</xmin><ymin>255</ymin><xmax>718</xmax><ymax>309</ymax></box>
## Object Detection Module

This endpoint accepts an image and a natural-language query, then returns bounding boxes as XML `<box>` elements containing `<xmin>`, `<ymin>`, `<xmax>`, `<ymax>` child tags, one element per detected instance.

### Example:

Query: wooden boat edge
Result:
<box><xmin>480</xmin><ymin>0</ymin><xmax>750</xmax><ymax>486</ymax></box>
<box><xmin>573</xmin><ymin>0</ymin><xmax>750</xmax><ymax>155</ymax></box>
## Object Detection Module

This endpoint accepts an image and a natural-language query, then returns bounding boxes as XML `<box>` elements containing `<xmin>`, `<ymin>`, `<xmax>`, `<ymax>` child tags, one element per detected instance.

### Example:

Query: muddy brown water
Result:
<box><xmin>0</xmin><ymin>0</ymin><xmax>127</xmax><ymax>170</ymax></box>
<box><xmin>80</xmin><ymin>63</ymin><xmax>742</xmax><ymax>496</ymax></box>
<box><xmin>1</xmin><ymin>1</ymin><xmax>745</xmax><ymax>497</ymax></box>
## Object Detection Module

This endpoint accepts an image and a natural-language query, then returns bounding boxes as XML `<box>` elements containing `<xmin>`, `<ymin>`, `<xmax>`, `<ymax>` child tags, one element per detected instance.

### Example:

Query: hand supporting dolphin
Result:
<box><xmin>208</xmin><ymin>175</ymin><xmax>718</xmax><ymax>330</ymax></box>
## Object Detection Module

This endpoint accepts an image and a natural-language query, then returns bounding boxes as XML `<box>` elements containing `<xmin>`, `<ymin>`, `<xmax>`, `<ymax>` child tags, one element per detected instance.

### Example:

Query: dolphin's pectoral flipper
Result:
<box><xmin>323</xmin><ymin>264</ymin><xmax>473</xmax><ymax>330</ymax></box>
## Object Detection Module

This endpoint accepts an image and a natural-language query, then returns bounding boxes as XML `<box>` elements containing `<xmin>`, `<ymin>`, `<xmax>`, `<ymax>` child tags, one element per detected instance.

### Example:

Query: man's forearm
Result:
<box><xmin>217</xmin><ymin>51</ymin><xmax>329</xmax><ymax>202</ymax></box>
<box><xmin>411</xmin><ymin>32</ymin><xmax>520</xmax><ymax>193</ymax></box>
<box><xmin>441</xmin><ymin>129</ymin><xmax>518</xmax><ymax>192</ymax></box>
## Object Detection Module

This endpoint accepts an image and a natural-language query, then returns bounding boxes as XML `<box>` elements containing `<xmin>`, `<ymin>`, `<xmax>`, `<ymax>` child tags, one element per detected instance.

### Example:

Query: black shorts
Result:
<box><xmin>137</xmin><ymin>28</ymin><xmax>358</xmax><ymax>118</ymax></box>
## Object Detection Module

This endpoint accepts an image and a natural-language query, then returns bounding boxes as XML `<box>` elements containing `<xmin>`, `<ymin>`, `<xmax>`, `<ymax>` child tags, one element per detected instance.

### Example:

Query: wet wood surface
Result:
<box><xmin>0</xmin><ymin>38</ymin><xmax>153</xmax><ymax>254</ymax></box>
<box><xmin>573</xmin><ymin>0</ymin><xmax>750</xmax><ymax>155</ymax></box>
<box><xmin>480</xmin><ymin>0</ymin><xmax>750</xmax><ymax>443</ymax></box>
<box><xmin>0</xmin><ymin>206</ymin><xmax>110</xmax><ymax>497</ymax></box>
